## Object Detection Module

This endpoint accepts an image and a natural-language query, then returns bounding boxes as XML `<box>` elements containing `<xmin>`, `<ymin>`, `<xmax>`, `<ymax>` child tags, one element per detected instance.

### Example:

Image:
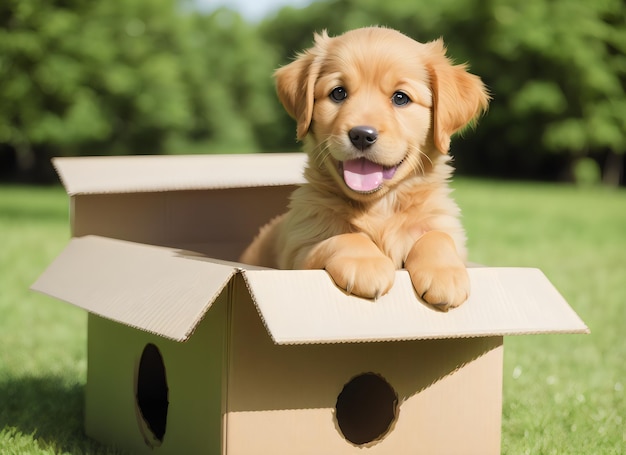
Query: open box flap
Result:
<box><xmin>32</xmin><ymin>236</ymin><xmax>589</xmax><ymax>345</ymax></box>
<box><xmin>242</xmin><ymin>268</ymin><xmax>589</xmax><ymax>344</ymax></box>
<box><xmin>52</xmin><ymin>153</ymin><xmax>308</xmax><ymax>195</ymax></box>
<box><xmin>31</xmin><ymin>235</ymin><xmax>238</xmax><ymax>342</ymax></box>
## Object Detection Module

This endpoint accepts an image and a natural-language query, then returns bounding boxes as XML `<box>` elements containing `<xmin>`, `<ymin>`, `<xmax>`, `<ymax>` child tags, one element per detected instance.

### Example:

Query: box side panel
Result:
<box><xmin>225</xmin><ymin>342</ymin><xmax>502</xmax><ymax>455</ymax></box>
<box><xmin>398</xmin><ymin>340</ymin><xmax>503</xmax><ymax>455</ymax></box>
<box><xmin>224</xmin><ymin>277</ymin><xmax>503</xmax><ymax>454</ymax></box>
<box><xmin>72</xmin><ymin>193</ymin><xmax>166</xmax><ymax>245</ymax></box>
<box><xmin>72</xmin><ymin>185</ymin><xmax>295</xmax><ymax>261</ymax></box>
<box><xmin>85</xmin><ymin>291</ymin><xmax>228</xmax><ymax>455</ymax></box>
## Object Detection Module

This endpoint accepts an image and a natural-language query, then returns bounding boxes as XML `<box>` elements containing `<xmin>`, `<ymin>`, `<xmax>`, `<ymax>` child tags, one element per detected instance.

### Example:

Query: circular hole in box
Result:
<box><xmin>335</xmin><ymin>372</ymin><xmax>398</xmax><ymax>445</ymax></box>
<box><xmin>136</xmin><ymin>343</ymin><xmax>169</xmax><ymax>446</ymax></box>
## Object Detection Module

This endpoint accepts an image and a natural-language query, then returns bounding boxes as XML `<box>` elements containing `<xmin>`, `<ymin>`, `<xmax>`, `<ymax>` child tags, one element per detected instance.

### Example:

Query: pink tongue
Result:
<box><xmin>343</xmin><ymin>158</ymin><xmax>384</xmax><ymax>192</ymax></box>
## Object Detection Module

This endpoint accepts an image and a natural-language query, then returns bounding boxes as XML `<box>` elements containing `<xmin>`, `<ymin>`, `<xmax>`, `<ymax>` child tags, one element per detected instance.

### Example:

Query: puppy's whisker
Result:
<box><xmin>312</xmin><ymin>136</ymin><xmax>335</xmax><ymax>169</ymax></box>
<box><xmin>306</xmin><ymin>140</ymin><xmax>326</xmax><ymax>165</ymax></box>
<box><xmin>406</xmin><ymin>145</ymin><xmax>432</xmax><ymax>175</ymax></box>
<box><xmin>314</xmin><ymin>144</ymin><xmax>331</xmax><ymax>168</ymax></box>
<box><xmin>404</xmin><ymin>148</ymin><xmax>423</xmax><ymax>176</ymax></box>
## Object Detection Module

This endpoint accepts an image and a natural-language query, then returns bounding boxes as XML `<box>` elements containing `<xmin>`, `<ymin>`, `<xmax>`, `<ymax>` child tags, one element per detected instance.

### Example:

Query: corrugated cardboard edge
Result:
<box><xmin>32</xmin><ymin>236</ymin><xmax>589</xmax><ymax>345</ymax></box>
<box><xmin>52</xmin><ymin>153</ymin><xmax>308</xmax><ymax>195</ymax></box>
<box><xmin>241</xmin><ymin>268</ymin><xmax>589</xmax><ymax>345</ymax></box>
<box><xmin>31</xmin><ymin>236</ymin><xmax>239</xmax><ymax>342</ymax></box>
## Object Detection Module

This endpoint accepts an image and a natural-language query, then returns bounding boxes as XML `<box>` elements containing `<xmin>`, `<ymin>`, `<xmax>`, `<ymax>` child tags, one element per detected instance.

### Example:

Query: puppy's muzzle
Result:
<box><xmin>349</xmin><ymin>125</ymin><xmax>378</xmax><ymax>151</ymax></box>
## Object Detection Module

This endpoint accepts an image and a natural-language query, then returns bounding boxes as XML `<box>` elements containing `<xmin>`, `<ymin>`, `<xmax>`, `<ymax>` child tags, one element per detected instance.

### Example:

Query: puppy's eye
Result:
<box><xmin>330</xmin><ymin>86</ymin><xmax>348</xmax><ymax>103</ymax></box>
<box><xmin>392</xmin><ymin>91</ymin><xmax>411</xmax><ymax>106</ymax></box>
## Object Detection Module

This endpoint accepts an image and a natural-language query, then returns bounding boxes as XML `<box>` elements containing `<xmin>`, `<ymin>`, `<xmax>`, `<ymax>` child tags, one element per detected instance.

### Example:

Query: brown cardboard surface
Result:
<box><xmin>33</xmin><ymin>235</ymin><xmax>589</xmax><ymax>344</ymax></box>
<box><xmin>85</xmin><ymin>292</ymin><xmax>228</xmax><ymax>454</ymax></box>
<box><xmin>70</xmin><ymin>186</ymin><xmax>296</xmax><ymax>258</ymax></box>
<box><xmin>32</xmin><ymin>235</ymin><xmax>236</xmax><ymax>341</ymax></box>
<box><xmin>78</xmin><ymin>269</ymin><xmax>504</xmax><ymax>454</ymax></box>
<box><xmin>53</xmin><ymin>153</ymin><xmax>307</xmax><ymax>195</ymax></box>
<box><xmin>224</xmin><ymin>276</ymin><xmax>504</xmax><ymax>454</ymax></box>
<box><xmin>243</xmin><ymin>267</ymin><xmax>589</xmax><ymax>343</ymax></box>
<box><xmin>55</xmin><ymin>154</ymin><xmax>304</xmax><ymax>258</ymax></box>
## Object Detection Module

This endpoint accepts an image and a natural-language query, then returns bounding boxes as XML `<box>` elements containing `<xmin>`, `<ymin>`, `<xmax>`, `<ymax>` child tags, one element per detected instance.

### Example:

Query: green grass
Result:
<box><xmin>454</xmin><ymin>180</ymin><xmax>626</xmax><ymax>455</ymax></box>
<box><xmin>1</xmin><ymin>181</ymin><xmax>625</xmax><ymax>454</ymax></box>
<box><xmin>0</xmin><ymin>186</ymin><xmax>121</xmax><ymax>454</ymax></box>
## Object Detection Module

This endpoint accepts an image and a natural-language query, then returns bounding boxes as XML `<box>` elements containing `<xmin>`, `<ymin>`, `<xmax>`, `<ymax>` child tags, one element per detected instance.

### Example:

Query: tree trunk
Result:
<box><xmin>603</xmin><ymin>151</ymin><xmax>624</xmax><ymax>187</ymax></box>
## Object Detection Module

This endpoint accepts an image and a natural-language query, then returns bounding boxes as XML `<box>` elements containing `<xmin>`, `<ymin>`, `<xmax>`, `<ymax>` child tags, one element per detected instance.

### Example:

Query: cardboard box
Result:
<box><xmin>32</xmin><ymin>153</ymin><xmax>588</xmax><ymax>454</ymax></box>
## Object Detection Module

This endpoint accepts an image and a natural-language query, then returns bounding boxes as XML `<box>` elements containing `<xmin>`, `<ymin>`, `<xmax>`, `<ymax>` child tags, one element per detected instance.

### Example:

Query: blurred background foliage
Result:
<box><xmin>0</xmin><ymin>0</ymin><xmax>624</xmax><ymax>184</ymax></box>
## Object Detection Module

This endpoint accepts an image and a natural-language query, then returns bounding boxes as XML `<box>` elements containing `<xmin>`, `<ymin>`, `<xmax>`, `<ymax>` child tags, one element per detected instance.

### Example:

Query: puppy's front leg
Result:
<box><xmin>405</xmin><ymin>231</ymin><xmax>470</xmax><ymax>311</ymax></box>
<box><xmin>301</xmin><ymin>233</ymin><xmax>396</xmax><ymax>299</ymax></box>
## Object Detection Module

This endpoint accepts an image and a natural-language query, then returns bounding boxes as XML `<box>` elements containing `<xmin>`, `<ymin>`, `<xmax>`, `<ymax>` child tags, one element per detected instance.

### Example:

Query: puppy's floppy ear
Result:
<box><xmin>274</xmin><ymin>31</ymin><xmax>330</xmax><ymax>140</ymax></box>
<box><xmin>424</xmin><ymin>39</ymin><xmax>490</xmax><ymax>154</ymax></box>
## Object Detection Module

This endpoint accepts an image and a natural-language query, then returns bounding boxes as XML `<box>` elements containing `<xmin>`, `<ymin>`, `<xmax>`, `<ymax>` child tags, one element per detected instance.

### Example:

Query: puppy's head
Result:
<box><xmin>275</xmin><ymin>27</ymin><xmax>489</xmax><ymax>201</ymax></box>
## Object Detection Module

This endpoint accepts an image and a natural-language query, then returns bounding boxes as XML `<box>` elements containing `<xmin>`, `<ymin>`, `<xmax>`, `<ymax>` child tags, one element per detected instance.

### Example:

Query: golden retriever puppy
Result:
<box><xmin>241</xmin><ymin>27</ymin><xmax>489</xmax><ymax>310</ymax></box>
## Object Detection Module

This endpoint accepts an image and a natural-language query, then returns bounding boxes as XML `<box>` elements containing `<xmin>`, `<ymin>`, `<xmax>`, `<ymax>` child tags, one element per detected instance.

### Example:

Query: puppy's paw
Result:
<box><xmin>405</xmin><ymin>231</ymin><xmax>470</xmax><ymax>311</ymax></box>
<box><xmin>302</xmin><ymin>233</ymin><xmax>396</xmax><ymax>300</ymax></box>
<box><xmin>409</xmin><ymin>261</ymin><xmax>470</xmax><ymax>311</ymax></box>
<box><xmin>326</xmin><ymin>254</ymin><xmax>396</xmax><ymax>300</ymax></box>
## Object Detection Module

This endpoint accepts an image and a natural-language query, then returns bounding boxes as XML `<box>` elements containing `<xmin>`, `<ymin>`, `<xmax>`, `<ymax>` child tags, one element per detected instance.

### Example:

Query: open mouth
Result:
<box><xmin>340</xmin><ymin>158</ymin><xmax>403</xmax><ymax>193</ymax></box>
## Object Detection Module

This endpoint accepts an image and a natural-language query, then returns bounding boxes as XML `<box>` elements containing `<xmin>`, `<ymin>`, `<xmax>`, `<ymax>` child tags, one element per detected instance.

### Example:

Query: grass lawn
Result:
<box><xmin>1</xmin><ymin>180</ymin><xmax>625</xmax><ymax>454</ymax></box>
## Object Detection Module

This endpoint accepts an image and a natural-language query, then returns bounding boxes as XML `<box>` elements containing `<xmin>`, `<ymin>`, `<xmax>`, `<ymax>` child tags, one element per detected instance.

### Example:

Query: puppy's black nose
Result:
<box><xmin>349</xmin><ymin>126</ymin><xmax>378</xmax><ymax>150</ymax></box>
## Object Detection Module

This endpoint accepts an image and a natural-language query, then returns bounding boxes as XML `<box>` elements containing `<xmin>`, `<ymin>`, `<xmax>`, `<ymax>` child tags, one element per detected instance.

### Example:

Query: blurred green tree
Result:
<box><xmin>0</xmin><ymin>0</ymin><xmax>187</xmax><ymax>177</ymax></box>
<box><xmin>0</xmin><ymin>0</ymin><xmax>282</xmax><ymax>180</ymax></box>
<box><xmin>1</xmin><ymin>0</ymin><xmax>624</xmax><ymax>184</ymax></box>
<box><xmin>167</xmin><ymin>9</ymin><xmax>284</xmax><ymax>155</ymax></box>
<box><xmin>472</xmin><ymin>0</ymin><xmax>626</xmax><ymax>184</ymax></box>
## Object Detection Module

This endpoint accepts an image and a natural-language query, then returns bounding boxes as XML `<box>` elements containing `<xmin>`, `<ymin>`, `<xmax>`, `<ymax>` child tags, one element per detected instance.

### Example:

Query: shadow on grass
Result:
<box><xmin>0</xmin><ymin>375</ymin><xmax>125</xmax><ymax>454</ymax></box>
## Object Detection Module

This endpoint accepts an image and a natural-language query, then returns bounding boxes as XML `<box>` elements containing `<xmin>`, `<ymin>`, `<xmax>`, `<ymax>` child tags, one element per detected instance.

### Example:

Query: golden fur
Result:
<box><xmin>240</xmin><ymin>27</ymin><xmax>489</xmax><ymax>309</ymax></box>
